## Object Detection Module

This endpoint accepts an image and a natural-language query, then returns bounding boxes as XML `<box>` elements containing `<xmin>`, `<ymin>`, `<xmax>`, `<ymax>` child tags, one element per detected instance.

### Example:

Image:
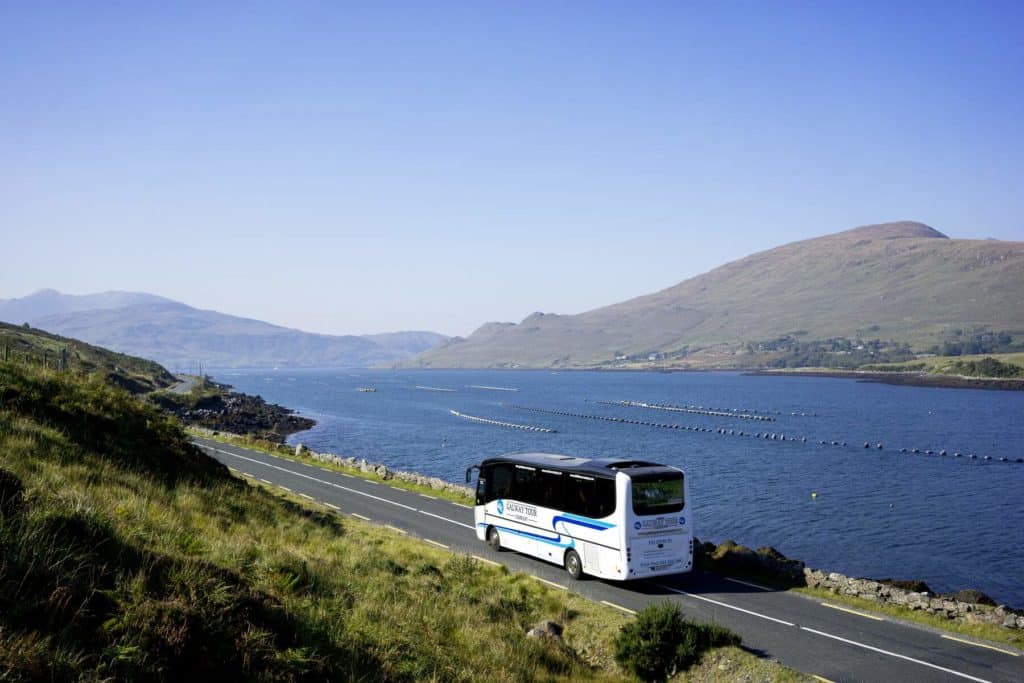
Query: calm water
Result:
<box><xmin>212</xmin><ymin>368</ymin><xmax>1024</xmax><ymax>607</ymax></box>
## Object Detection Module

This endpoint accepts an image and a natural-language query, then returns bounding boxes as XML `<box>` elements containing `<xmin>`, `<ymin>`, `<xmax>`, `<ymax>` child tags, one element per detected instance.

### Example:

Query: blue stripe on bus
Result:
<box><xmin>479</xmin><ymin>523</ymin><xmax>576</xmax><ymax>549</ymax></box>
<box><xmin>552</xmin><ymin>514</ymin><xmax>616</xmax><ymax>532</ymax></box>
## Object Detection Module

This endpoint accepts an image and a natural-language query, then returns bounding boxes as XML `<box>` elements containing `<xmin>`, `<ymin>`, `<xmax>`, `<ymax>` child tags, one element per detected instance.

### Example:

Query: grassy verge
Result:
<box><xmin>1</xmin><ymin>361</ymin><xmax>805</xmax><ymax>680</ymax></box>
<box><xmin>793</xmin><ymin>587</ymin><xmax>1024</xmax><ymax>650</ymax></box>
<box><xmin>191</xmin><ymin>429</ymin><xmax>475</xmax><ymax>506</ymax></box>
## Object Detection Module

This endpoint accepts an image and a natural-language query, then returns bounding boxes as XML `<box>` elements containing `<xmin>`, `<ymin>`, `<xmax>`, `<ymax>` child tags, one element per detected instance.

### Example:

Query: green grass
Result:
<box><xmin>793</xmin><ymin>587</ymin><xmax>1024</xmax><ymax>650</ymax></box>
<box><xmin>192</xmin><ymin>429</ymin><xmax>476</xmax><ymax>506</ymax></box>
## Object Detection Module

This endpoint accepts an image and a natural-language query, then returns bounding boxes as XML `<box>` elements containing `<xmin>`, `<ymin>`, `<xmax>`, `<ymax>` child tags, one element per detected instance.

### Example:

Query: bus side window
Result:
<box><xmin>489</xmin><ymin>465</ymin><xmax>514</xmax><ymax>502</ymax></box>
<box><xmin>592</xmin><ymin>478</ymin><xmax>616</xmax><ymax>518</ymax></box>
<box><xmin>540</xmin><ymin>470</ymin><xmax>564</xmax><ymax>510</ymax></box>
<box><xmin>513</xmin><ymin>466</ymin><xmax>539</xmax><ymax>505</ymax></box>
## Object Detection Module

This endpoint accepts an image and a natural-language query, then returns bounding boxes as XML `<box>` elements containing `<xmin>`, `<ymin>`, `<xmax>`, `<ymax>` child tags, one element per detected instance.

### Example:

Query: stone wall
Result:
<box><xmin>299</xmin><ymin>445</ymin><xmax>474</xmax><ymax>498</ymax></box>
<box><xmin>803</xmin><ymin>568</ymin><xmax>1024</xmax><ymax>630</ymax></box>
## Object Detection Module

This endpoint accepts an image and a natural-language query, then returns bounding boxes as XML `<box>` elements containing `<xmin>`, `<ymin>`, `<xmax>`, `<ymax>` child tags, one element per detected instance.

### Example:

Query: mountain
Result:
<box><xmin>409</xmin><ymin>221</ymin><xmax>1024</xmax><ymax>369</ymax></box>
<box><xmin>0</xmin><ymin>292</ymin><xmax>447</xmax><ymax>370</ymax></box>
<box><xmin>0</xmin><ymin>289</ymin><xmax>173</xmax><ymax>324</ymax></box>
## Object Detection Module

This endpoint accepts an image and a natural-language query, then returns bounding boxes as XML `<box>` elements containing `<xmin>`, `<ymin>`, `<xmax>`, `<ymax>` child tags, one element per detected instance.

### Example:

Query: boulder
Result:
<box><xmin>526</xmin><ymin>620</ymin><xmax>563</xmax><ymax>641</ymax></box>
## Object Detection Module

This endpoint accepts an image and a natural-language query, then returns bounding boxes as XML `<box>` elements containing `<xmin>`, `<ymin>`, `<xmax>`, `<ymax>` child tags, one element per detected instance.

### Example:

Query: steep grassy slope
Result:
<box><xmin>0</xmin><ymin>320</ymin><xmax>175</xmax><ymax>393</ymax></box>
<box><xmin>412</xmin><ymin>222</ymin><xmax>1024</xmax><ymax>368</ymax></box>
<box><xmin>0</xmin><ymin>362</ymin><xmax>624</xmax><ymax>680</ymax></box>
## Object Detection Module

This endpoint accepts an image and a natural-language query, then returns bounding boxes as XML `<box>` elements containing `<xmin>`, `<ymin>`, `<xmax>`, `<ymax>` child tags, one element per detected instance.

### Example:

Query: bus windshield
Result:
<box><xmin>632</xmin><ymin>475</ymin><xmax>684</xmax><ymax>515</ymax></box>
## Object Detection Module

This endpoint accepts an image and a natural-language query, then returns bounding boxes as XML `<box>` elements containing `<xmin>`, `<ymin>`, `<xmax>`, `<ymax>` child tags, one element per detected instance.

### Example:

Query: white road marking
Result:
<box><xmin>324</xmin><ymin>503</ymin><xmax>340</xmax><ymax>511</ymax></box>
<box><xmin>352</xmin><ymin>513</ymin><xmax>371</xmax><ymax>521</ymax></box>
<box><xmin>419</xmin><ymin>494</ymin><xmax>437</xmax><ymax>500</ymax></box>
<box><xmin>259</xmin><ymin>478</ymin><xmax>272</xmax><ymax>484</ymax></box>
<box><xmin>600</xmin><ymin>600</ymin><xmax>636</xmax><ymax>615</ymax></box>
<box><xmin>533</xmin><ymin>576</ymin><xmax>567</xmax><ymax>590</ymax></box>
<box><xmin>385</xmin><ymin>525</ymin><xmax>407</xmax><ymax>535</ymax></box>
<box><xmin>242</xmin><ymin>472</ymin><xmax>253</xmax><ymax>478</ymax></box>
<box><xmin>471</xmin><ymin>555</ymin><xmax>501</xmax><ymax>567</ymax></box>
<box><xmin>389</xmin><ymin>486</ymin><xmax>403</xmax><ymax>492</ymax></box>
<box><xmin>417</xmin><ymin>509</ymin><xmax>474</xmax><ymax>530</ymax></box>
<box><xmin>452</xmin><ymin>502</ymin><xmax>472</xmax><ymax>509</ymax></box>
<box><xmin>425</xmin><ymin>539</ymin><xmax>450</xmax><ymax>550</ymax></box>
<box><xmin>820</xmin><ymin>602</ymin><xmax>885</xmax><ymax>621</ymax></box>
<box><xmin>656</xmin><ymin>582</ymin><xmax>993</xmax><ymax>682</ymax></box>
<box><xmin>200</xmin><ymin>446</ymin><xmax>418</xmax><ymax>511</ymax></box>
<box><xmin>655</xmin><ymin>583</ymin><xmax>796</xmax><ymax>627</ymax></box>
<box><xmin>812</xmin><ymin>675</ymin><xmax>836</xmax><ymax>683</ymax></box>
<box><xmin>278</xmin><ymin>486</ymin><xmax>292</xmax><ymax>492</ymax></box>
<box><xmin>801</xmin><ymin>627</ymin><xmax>992</xmax><ymax>683</ymax></box>
<box><xmin>723</xmin><ymin>576</ymin><xmax>772</xmax><ymax>591</ymax></box>
<box><xmin>299</xmin><ymin>493</ymin><xmax>314</xmax><ymax>500</ymax></box>
<box><xmin>941</xmin><ymin>634</ymin><xmax>1020</xmax><ymax>657</ymax></box>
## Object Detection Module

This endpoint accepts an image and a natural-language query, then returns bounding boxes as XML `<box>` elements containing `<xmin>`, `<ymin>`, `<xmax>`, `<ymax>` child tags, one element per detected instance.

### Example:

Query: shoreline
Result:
<box><xmin>746</xmin><ymin>369</ymin><xmax>1024</xmax><ymax>391</ymax></box>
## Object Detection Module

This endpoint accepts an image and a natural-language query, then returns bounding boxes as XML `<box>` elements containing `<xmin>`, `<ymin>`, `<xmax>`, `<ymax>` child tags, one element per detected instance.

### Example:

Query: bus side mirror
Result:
<box><xmin>465</xmin><ymin>464</ymin><xmax>478</xmax><ymax>483</ymax></box>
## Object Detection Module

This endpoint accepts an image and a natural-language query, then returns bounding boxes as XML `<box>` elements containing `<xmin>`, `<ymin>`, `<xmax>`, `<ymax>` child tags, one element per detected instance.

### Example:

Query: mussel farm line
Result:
<box><xmin>510</xmin><ymin>405</ymin><xmax>1023</xmax><ymax>465</ymax></box>
<box><xmin>449</xmin><ymin>409</ymin><xmax>555</xmax><ymax>433</ymax></box>
<box><xmin>601</xmin><ymin>400</ymin><xmax>775</xmax><ymax>422</ymax></box>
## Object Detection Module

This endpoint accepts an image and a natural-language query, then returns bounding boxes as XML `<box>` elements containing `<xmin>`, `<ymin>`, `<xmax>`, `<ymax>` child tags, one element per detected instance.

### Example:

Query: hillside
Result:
<box><xmin>0</xmin><ymin>361</ymin><xmax>619</xmax><ymax>680</ymax></box>
<box><xmin>410</xmin><ymin>222</ymin><xmax>1024</xmax><ymax>369</ymax></box>
<box><xmin>0</xmin><ymin>291</ymin><xmax>447</xmax><ymax>370</ymax></box>
<box><xmin>0</xmin><ymin>320</ymin><xmax>175</xmax><ymax>393</ymax></box>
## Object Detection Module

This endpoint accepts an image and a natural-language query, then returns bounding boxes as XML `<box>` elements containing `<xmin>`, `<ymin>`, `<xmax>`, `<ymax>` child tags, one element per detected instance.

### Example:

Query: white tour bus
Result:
<box><xmin>465</xmin><ymin>452</ymin><xmax>692</xmax><ymax>580</ymax></box>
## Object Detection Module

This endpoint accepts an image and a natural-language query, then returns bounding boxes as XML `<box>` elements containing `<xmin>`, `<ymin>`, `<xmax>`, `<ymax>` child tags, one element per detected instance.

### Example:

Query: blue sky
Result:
<box><xmin>2</xmin><ymin>1</ymin><xmax>1022</xmax><ymax>336</ymax></box>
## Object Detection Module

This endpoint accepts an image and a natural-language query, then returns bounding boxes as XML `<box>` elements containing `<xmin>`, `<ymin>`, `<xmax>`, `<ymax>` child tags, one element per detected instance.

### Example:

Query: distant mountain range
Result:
<box><xmin>408</xmin><ymin>221</ymin><xmax>1024</xmax><ymax>369</ymax></box>
<box><xmin>0</xmin><ymin>291</ymin><xmax>447</xmax><ymax>370</ymax></box>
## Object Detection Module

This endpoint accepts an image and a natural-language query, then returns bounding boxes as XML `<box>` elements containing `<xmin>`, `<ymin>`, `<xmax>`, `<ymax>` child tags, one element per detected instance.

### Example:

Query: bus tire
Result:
<box><xmin>487</xmin><ymin>526</ymin><xmax>502</xmax><ymax>551</ymax></box>
<box><xmin>564</xmin><ymin>549</ymin><xmax>583</xmax><ymax>580</ymax></box>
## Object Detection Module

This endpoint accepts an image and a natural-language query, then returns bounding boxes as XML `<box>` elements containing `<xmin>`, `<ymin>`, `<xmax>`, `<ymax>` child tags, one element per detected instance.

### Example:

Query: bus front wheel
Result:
<box><xmin>564</xmin><ymin>549</ymin><xmax>583</xmax><ymax>580</ymax></box>
<box><xmin>487</xmin><ymin>526</ymin><xmax>502</xmax><ymax>551</ymax></box>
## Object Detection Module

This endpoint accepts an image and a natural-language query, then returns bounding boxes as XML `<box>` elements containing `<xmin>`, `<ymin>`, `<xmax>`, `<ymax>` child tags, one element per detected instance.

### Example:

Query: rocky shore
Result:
<box><xmin>696</xmin><ymin>539</ymin><xmax>1022</xmax><ymax>630</ymax></box>
<box><xmin>154</xmin><ymin>383</ymin><xmax>315</xmax><ymax>442</ymax></box>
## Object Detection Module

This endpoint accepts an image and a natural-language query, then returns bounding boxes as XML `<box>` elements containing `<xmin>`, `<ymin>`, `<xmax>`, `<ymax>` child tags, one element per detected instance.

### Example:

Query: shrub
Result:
<box><xmin>613</xmin><ymin>602</ymin><xmax>739</xmax><ymax>682</ymax></box>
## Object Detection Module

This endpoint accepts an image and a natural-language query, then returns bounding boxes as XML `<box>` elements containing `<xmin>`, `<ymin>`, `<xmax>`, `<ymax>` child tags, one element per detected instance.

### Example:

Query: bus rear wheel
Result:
<box><xmin>564</xmin><ymin>549</ymin><xmax>583</xmax><ymax>580</ymax></box>
<box><xmin>487</xmin><ymin>526</ymin><xmax>502</xmax><ymax>551</ymax></box>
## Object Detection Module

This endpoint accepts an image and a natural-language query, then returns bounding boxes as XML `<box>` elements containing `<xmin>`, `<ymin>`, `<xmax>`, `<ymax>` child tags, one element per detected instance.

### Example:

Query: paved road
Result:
<box><xmin>192</xmin><ymin>436</ymin><xmax>1023</xmax><ymax>683</ymax></box>
<box><xmin>169</xmin><ymin>375</ymin><xmax>196</xmax><ymax>394</ymax></box>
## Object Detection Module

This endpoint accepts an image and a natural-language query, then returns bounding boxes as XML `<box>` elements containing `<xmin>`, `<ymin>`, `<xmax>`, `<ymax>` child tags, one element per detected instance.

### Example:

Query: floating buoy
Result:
<box><xmin>876</xmin><ymin>443</ymin><xmax>883</xmax><ymax>449</ymax></box>
<box><xmin>940</xmin><ymin>450</ymin><xmax>947</xmax><ymax>456</ymax></box>
<box><xmin>864</xmin><ymin>442</ymin><xmax>870</xmax><ymax>448</ymax></box>
<box><xmin>811</xmin><ymin>491</ymin><xmax>818</xmax><ymax>499</ymax></box>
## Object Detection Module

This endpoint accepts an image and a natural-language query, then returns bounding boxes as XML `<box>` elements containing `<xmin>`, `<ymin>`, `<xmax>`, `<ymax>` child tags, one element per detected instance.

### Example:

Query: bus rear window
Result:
<box><xmin>632</xmin><ymin>477</ymin><xmax>684</xmax><ymax>516</ymax></box>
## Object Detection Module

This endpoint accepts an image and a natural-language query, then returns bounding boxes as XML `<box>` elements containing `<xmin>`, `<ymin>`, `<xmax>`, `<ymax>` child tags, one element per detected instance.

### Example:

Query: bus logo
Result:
<box><xmin>497</xmin><ymin>500</ymin><xmax>505</xmax><ymax>514</ymax></box>
<box><xmin>678</xmin><ymin>516</ymin><xmax>686</xmax><ymax>526</ymax></box>
<box><xmin>634</xmin><ymin>522</ymin><xmax>642</xmax><ymax>530</ymax></box>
